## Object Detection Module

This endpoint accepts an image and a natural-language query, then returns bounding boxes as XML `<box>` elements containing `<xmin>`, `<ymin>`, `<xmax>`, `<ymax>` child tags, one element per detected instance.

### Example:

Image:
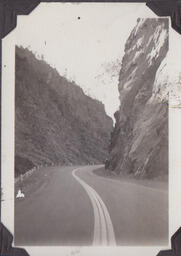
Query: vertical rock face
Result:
<box><xmin>15</xmin><ymin>47</ymin><xmax>113</xmax><ymax>176</ymax></box>
<box><xmin>108</xmin><ymin>18</ymin><xmax>169</xmax><ymax>179</ymax></box>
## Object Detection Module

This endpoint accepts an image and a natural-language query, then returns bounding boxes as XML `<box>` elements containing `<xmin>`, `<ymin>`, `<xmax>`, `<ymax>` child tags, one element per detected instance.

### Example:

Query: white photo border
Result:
<box><xmin>2</xmin><ymin>2</ymin><xmax>181</xmax><ymax>256</ymax></box>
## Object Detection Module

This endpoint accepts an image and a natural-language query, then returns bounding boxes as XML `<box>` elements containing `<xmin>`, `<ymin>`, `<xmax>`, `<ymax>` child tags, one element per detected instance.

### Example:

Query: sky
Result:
<box><xmin>15</xmin><ymin>3</ymin><xmax>157</xmax><ymax>120</ymax></box>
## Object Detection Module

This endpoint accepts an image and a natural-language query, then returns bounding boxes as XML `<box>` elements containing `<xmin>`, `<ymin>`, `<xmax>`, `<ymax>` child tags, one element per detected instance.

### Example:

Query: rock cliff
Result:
<box><xmin>15</xmin><ymin>46</ymin><xmax>113</xmax><ymax>176</ymax></box>
<box><xmin>107</xmin><ymin>18</ymin><xmax>169</xmax><ymax>179</ymax></box>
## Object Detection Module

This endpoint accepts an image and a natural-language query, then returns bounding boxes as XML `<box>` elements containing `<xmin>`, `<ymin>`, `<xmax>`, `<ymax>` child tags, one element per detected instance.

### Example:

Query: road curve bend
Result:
<box><xmin>72</xmin><ymin>168</ymin><xmax>116</xmax><ymax>246</ymax></box>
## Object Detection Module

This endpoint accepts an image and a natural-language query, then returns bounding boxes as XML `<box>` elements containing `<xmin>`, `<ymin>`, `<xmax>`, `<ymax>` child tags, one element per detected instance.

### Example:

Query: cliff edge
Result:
<box><xmin>107</xmin><ymin>18</ymin><xmax>169</xmax><ymax>179</ymax></box>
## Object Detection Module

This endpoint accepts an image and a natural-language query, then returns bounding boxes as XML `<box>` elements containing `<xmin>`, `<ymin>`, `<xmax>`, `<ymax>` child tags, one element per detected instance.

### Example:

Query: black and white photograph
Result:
<box><xmin>12</xmin><ymin>3</ymin><xmax>170</xmax><ymax>247</ymax></box>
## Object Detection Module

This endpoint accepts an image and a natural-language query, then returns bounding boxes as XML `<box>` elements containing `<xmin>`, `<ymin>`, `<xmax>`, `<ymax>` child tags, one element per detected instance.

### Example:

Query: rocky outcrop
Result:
<box><xmin>108</xmin><ymin>18</ymin><xmax>169</xmax><ymax>179</ymax></box>
<box><xmin>15</xmin><ymin>47</ymin><xmax>113</xmax><ymax>177</ymax></box>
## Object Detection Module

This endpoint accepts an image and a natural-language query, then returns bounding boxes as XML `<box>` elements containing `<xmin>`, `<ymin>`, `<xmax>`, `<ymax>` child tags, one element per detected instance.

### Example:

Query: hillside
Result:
<box><xmin>107</xmin><ymin>18</ymin><xmax>169</xmax><ymax>179</ymax></box>
<box><xmin>15</xmin><ymin>46</ymin><xmax>113</xmax><ymax>177</ymax></box>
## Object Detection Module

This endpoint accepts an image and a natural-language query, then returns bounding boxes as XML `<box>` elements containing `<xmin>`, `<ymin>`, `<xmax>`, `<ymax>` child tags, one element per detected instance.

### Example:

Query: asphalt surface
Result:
<box><xmin>15</xmin><ymin>165</ymin><xmax>168</xmax><ymax>246</ymax></box>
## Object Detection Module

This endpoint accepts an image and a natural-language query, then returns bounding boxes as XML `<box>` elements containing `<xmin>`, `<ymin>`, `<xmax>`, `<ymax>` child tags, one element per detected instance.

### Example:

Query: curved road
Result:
<box><xmin>15</xmin><ymin>165</ymin><xmax>168</xmax><ymax>246</ymax></box>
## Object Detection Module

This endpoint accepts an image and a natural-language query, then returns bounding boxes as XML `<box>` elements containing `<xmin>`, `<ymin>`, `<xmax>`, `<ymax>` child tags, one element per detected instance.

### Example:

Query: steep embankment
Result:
<box><xmin>108</xmin><ymin>18</ymin><xmax>169</xmax><ymax>179</ymax></box>
<box><xmin>15</xmin><ymin>47</ymin><xmax>113</xmax><ymax>177</ymax></box>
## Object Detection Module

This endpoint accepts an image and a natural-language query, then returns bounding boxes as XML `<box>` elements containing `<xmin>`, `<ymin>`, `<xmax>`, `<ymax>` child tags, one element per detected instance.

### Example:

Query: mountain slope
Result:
<box><xmin>15</xmin><ymin>46</ymin><xmax>113</xmax><ymax>176</ymax></box>
<box><xmin>107</xmin><ymin>18</ymin><xmax>169</xmax><ymax>179</ymax></box>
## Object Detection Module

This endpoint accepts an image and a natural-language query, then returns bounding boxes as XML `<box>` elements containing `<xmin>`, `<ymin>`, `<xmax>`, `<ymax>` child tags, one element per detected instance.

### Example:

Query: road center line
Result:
<box><xmin>72</xmin><ymin>168</ymin><xmax>116</xmax><ymax>246</ymax></box>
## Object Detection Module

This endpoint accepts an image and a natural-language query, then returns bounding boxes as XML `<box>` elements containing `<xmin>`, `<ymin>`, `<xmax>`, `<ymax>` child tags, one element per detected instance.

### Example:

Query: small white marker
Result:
<box><xmin>16</xmin><ymin>189</ymin><xmax>25</xmax><ymax>198</ymax></box>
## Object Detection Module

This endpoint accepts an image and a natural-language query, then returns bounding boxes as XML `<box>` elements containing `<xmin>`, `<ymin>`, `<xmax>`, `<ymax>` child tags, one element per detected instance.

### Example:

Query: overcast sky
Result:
<box><xmin>15</xmin><ymin>3</ymin><xmax>157</xmax><ymax>120</ymax></box>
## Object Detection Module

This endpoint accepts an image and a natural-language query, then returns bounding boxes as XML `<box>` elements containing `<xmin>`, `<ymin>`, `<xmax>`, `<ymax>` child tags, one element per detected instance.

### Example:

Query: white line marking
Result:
<box><xmin>72</xmin><ymin>168</ymin><xmax>116</xmax><ymax>246</ymax></box>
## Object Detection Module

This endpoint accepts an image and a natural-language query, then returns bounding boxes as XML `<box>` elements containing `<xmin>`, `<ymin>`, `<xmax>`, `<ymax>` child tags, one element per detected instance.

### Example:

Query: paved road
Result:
<box><xmin>15</xmin><ymin>165</ymin><xmax>168</xmax><ymax>246</ymax></box>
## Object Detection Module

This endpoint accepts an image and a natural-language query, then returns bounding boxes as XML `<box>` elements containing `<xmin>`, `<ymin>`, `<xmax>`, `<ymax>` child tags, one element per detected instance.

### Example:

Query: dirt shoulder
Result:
<box><xmin>93</xmin><ymin>167</ymin><xmax>168</xmax><ymax>192</ymax></box>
